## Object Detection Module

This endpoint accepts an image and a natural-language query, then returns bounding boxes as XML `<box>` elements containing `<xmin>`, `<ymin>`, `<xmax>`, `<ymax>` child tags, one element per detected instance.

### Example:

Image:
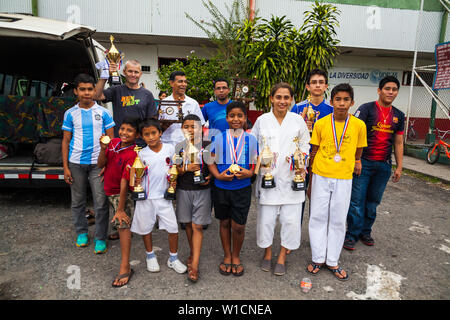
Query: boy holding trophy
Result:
<box><xmin>175</xmin><ymin>114</ymin><xmax>212</xmax><ymax>282</ymax></box>
<box><xmin>129</xmin><ymin>119</ymin><xmax>187</xmax><ymax>275</ymax></box>
<box><xmin>251</xmin><ymin>83</ymin><xmax>310</xmax><ymax>276</ymax></box>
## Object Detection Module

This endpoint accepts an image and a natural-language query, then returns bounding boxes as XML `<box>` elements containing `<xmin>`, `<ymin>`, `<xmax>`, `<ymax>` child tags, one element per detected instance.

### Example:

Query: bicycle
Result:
<box><xmin>426</xmin><ymin>128</ymin><xmax>450</xmax><ymax>164</ymax></box>
<box><xmin>407</xmin><ymin>119</ymin><xmax>417</xmax><ymax>141</ymax></box>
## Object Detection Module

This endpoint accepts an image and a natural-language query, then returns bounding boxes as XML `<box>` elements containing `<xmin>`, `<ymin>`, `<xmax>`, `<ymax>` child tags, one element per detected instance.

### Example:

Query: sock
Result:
<box><xmin>169</xmin><ymin>251</ymin><xmax>178</xmax><ymax>262</ymax></box>
<box><xmin>146</xmin><ymin>251</ymin><xmax>155</xmax><ymax>259</ymax></box>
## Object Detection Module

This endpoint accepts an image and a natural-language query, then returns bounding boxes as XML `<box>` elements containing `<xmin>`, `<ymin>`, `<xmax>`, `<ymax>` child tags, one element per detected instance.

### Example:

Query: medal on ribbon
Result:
<box><xmin>331</xmin><ymin>114</ymin><xmax>350</xmax><ymax>163</ymax></box>
<box><xmin>227</xmin><ymin>130</ymin><xmax>245</xmax><ymax>174</ymax></box>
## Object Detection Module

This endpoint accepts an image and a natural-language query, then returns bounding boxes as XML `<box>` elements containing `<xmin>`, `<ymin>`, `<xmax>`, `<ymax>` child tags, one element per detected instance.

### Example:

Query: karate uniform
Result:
<box><xmin>251</xmin><ymin>111</ymin><xmax>310</xmax><ymax>250</ymax></box>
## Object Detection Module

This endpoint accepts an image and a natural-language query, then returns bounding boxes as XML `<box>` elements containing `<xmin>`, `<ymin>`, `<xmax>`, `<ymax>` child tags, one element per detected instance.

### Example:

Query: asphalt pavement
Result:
<box><xmin>0</xmin><ymin>169</ymin><xmax>448</xmax><ymax>302</ymax></box>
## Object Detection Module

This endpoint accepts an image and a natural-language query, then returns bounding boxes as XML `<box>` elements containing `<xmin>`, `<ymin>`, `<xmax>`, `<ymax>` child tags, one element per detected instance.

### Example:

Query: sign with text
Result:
<box><xmin>328</xmin><ymin>68</ymin><xmax>401</xmax><ymax>87</ymax></box>
<box><xmin>433</xmin><ymin>41</ymin><xmax>450</xmax><ymax>90</ymax></box>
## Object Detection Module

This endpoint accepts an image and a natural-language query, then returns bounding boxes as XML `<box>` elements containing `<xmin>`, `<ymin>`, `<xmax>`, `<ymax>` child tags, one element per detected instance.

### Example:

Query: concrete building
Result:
<box><xmin>1</xmin><ymin>0</ymin><xmax>448</xmax><ymax>138</ymax></box>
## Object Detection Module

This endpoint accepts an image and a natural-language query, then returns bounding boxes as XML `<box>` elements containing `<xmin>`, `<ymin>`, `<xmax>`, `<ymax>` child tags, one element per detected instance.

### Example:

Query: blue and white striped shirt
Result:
<box><xmin>62</xmin><ymin>103</ymin><xmax>115</xmax><ymax>164</ymax></box>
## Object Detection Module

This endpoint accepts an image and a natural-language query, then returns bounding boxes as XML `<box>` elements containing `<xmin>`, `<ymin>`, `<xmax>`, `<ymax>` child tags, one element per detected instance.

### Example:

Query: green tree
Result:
<box><xmin>298</xmin><ymin>1</ymin><xmax>340</xmax><ymax>101</ymax></box>
<box><xmin>156</xmin><ymin>53</ymin><xmax>227</xmax><ymax>103</ymax></box>
<box><xmin>185</xmin><ymin>0</ymin><xmax>249</xmax><ymax>78</ymax></box>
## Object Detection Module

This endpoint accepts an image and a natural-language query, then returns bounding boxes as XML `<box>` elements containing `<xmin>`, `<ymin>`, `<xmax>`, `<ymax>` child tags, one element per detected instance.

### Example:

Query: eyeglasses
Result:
<box><xmin>214</xmin><ymin>86</ymin><xmax>229</xmax><ymax>91</ymax></box>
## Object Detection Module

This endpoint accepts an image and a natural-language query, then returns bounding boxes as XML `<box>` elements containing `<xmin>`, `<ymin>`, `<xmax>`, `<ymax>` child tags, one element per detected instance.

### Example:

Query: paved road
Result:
<box><xmin>0</xmin><ymin>172</ymin><xmax>448</xmax><ymax>301</ymax></box>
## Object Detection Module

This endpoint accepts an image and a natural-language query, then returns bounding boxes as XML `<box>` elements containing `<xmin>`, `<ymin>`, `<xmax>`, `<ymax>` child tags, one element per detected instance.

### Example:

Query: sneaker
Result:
<box><xmin>76</xmin><ymin>233</ymin><xmax>89</xmax><ymax>247</ymax></box>
<box><xmin>343</xmin><ymin>238</ymin><xmax>355</xmax><ymax>251</ymax></box>
<box><xmin>167</xmin><ymin>258</ymin><xmax>187</xmax><ymax>274</ymax></box>
<box><xmin>94</xmin><ymin>239</ymin><xmax>107</xmax><ymax>254</ymax></box>
<box><xmin>146</xmin><ymin>256</ymin><xmax>160</xmax><ymax>272</ymax></box>
<box><xmin>360</xmin><ymin>234</ymin><xmax>374</xmax><ymax>246</ymax></box>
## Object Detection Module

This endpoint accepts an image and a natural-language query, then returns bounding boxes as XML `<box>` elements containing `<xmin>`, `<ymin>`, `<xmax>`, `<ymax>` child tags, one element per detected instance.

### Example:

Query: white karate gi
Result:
<box><xmin>251</xmin><ymin>111</ymin><xmax>310</xmax><ymax>250</ymax></box>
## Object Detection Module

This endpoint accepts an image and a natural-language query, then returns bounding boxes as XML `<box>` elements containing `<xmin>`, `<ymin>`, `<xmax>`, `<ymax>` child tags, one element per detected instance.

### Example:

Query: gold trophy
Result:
<box><xmin>129</xmin><ymin>146</ymin><xmax>147</xmax><ymax>200</ymax></box>
<box><xmin>290</xmin><ymin>137</ymin><xmax>306</xmax><ymax>191</ymax></box>
<box><xmin>106</xmin><ymin>35</ymin><xmax>124</xmax><ymax>86</ymax></box>
<box><xmin>259</xmin><ymin>136</ymin><xmax>276</xmax><ymax>189</ymax></box>
<box><xmin>164</xmin><ymin>155</ymin><xmax>181</xmax><ymax>200</ymax></box>
<box><xmin>306</xmin><ymin>95</ymin><xmax>316</xmax><ymax>134</ymax></box>
<box><xmin>184</xmin><ymin>134</ymin><xmax>206</xmax><ymax>185</ymax></box>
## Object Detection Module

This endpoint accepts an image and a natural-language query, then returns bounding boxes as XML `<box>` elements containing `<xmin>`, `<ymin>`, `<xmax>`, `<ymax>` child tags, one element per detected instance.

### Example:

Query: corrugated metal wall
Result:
<box><xmin>0</xmin><ymin>0</ymin><xmax>32</xmax><ymax>14</ymax></box>
<box><xmin>37</xmin><ymin>0</ymin><xmax>152</xmax><ymax>34</ymax></box>
<box><xmin>255</xmin><ymin>0</ymin><xmax>441</xmax><ymax>53</ymax></box>
<box><xmin>0</xmin><ymin>0</ymin><xmax>442</xmax><ymax>52</ymax></box>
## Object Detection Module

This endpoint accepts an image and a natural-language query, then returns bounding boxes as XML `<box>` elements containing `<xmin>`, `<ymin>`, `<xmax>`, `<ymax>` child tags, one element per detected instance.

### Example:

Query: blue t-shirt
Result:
<box><xmin>212</xmin><ymin>130</ymin><xmax>259</xmax><ymax>190</ymax></box>
<box><xmin>201</xmin><ymin>100</ymin><xmax>232</xmax><ymax>139</ymax></box>
<box><xmin>291</xmin><ymin>98</ymin><xmax>333</xmax><ymax>127</ymax></box>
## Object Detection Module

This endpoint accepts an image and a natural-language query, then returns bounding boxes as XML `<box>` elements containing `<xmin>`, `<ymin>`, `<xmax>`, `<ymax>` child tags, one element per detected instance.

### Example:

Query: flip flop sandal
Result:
<box><xmin>328</xmin><ymin>266</ymin><xmax>349</xmax><ymax>281</ymax></box>
<box><xmin>112</xmin><ymin>269</ymin><xmax>134</xmax><ymax>288</ymax></box>
<box><xmin>219</xmin><ymin>262</ymin><xmax>232</xmax><ymax>276</ymax></box>
<box><xmin>232</xmin><ymin>264</ymin><xmax>244</xmax><ymax>277</ymax></box>
<box><xmin>188</xmin><ymin>267</ymin><xmax>199</xmax><ymax>283</ymax></box>
<box><xmin>306</xmin><ymin>262</ymin><xmax>323</xmax><ymax>275</ymax></box>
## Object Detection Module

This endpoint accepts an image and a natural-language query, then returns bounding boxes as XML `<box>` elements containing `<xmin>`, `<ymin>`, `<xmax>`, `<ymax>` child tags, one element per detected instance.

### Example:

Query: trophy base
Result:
<box><xmin>132</xmin><ymin>190</ymin><xmax>147</xmax><ymax>201</ymax></box>
<box><xmin>261</xmin><ymin>177</ymin><xmax>276</xmax><ymax>189</ymax></box>
<box><xmin>164</xmin><ymin>190</ymin><xmax>176</xmax><ymax>200</ymax></box>
<box><xmin>193</xmin><ymin>173</ymin><xmax>206</xmax><ymax>185</ymax></box>
<box><xmin>110</xmin><ymin>75</ymin><xmax>121</xmax><ymax>86</ymax></box>
<box><xmin>292</xmin><ymin>180</ymin><xmax>306</xmax><ymax>191</ymax></box>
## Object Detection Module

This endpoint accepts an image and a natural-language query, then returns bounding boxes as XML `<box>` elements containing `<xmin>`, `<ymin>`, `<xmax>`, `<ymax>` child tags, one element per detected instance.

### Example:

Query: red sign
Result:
<box><xmin>433</xmin><ymin>41</ymin><xmax>450</xmax><ymax>90</ymax></box>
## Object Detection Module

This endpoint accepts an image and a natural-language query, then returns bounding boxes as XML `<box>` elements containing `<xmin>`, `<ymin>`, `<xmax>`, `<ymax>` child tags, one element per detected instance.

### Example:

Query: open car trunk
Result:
<box><xmin>0</xmin><ymin>14</ymin><xmax>101</xmax><ymax>187</ymax></box>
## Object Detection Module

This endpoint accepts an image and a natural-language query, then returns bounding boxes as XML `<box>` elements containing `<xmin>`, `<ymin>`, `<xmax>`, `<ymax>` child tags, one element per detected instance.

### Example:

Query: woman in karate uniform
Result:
<box><xmin>251</xmin><ymin>82</ymin><xmax>310</xmax><ymax>276</ymax></box>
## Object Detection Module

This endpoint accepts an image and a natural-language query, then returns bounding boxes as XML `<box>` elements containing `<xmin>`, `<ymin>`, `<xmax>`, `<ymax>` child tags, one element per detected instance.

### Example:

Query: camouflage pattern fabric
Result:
<box><xmin>0</xmin><ymin>95</ymin><xmax>76</xmax><ymax>143</ymax></box>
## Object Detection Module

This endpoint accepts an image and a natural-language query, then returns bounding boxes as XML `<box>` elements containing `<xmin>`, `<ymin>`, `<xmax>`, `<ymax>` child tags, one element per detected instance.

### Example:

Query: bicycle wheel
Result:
<box><xmin>426</xmin><ymin>145</ymin><xmax>440</xmax><ymax>164</ymax></box>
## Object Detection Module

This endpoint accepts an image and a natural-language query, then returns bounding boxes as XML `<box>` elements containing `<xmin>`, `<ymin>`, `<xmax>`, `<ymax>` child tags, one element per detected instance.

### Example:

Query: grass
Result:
<box><xmin>393</xmin><ymin>165</ymin><xmax>450</xmax><ymax>189</ymax></box>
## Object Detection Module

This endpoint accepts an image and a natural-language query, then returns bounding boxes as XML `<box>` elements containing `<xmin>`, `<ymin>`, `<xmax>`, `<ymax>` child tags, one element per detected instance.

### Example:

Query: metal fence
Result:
<box><xmin>405</xmin><ymin>0</ymin><xmax>450</xmax><ymax>146</ymax></box>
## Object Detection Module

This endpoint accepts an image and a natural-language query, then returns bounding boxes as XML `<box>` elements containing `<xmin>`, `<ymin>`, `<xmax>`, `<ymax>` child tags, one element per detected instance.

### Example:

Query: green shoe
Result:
<box><xmin>76</xmin><ymin>233</ymin><xmax>89</xmax><ymax>247</ymax></box>
<box><xmin>94</xmin><ymin>239</ymin><xmax>107</xmax><ymax>254</ymax></box>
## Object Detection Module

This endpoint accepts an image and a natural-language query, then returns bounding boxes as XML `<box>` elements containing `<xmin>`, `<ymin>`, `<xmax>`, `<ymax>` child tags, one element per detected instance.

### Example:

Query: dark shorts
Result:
<box><xmin>108</xmin><ymin>193</ymin><xmax>134</xmax><ymax>229</ymax></box>
<box><xmin>212</xmin><ymin>185</ymin><xmax>252</xmax><ymax>225</ymax></box>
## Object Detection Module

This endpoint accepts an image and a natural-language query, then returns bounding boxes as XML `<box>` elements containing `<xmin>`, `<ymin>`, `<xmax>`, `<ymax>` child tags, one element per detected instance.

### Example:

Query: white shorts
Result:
<box><xmin>130</xmin><ymin>198</ymin><xmax>178</xmax><ymax>235</ymax></box>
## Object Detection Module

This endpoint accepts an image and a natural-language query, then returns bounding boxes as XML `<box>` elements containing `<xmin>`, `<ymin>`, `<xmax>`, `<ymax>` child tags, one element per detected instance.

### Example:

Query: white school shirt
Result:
<box><xmin>251</xmin><ymin>111</ymin><xmax>310</xmax><ymax>205</ymax></box>
<box><xmin>62</xmin><ymin>102</ymin><xmax>115</xmax><ymax>164</ymax></box>
<box><xmin>159</xmin><ymin>94</ymin><xmax>205</xmax><ymax>146</ymax></box>
<box><xmin>139</xmin><ymin>143</ymin><xmax>174</xmax><ymax>199</ymax></box>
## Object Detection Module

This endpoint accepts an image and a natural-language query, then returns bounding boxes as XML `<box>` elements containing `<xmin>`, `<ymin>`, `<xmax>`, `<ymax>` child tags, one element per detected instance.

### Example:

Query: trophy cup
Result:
<box><xmin>164</xmin><ymin>155</ymin><xmax>181</xmax><ymax>200</ymax></box>
<box><xmin>290</xmin><ymin>137</ymin><xmax>306</xmax><ymax>191</ymax></box>
<box><xmin>106</xmin><ymin>35</ymin><xmax>124</xmax><ymax>86</ymax></box>
<box><xmin>183</xmin><ymin>134</ymin><xmax>206</xmax><ymax>185</ymax></box>
<box><xmin>306</xmin><ymin>95</ymin><xmax>316</xmax><ymax>134</ymax></box>
<box><xmin>259</xmin><ymin>136</ymin><xmax>276</xmax><ymax>189</ymax></box>
<box><xmin>129</xmin><ymin>146</ymin><xmax>147</xmax><ymax>200</ymax></box>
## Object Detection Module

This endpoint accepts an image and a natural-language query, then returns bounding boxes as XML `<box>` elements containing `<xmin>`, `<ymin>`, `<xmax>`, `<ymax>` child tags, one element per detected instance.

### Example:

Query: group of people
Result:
<box><xmin>61</xmin><ymin>58</ymin><xmax>405</xmax><ymax>288</ymax></box>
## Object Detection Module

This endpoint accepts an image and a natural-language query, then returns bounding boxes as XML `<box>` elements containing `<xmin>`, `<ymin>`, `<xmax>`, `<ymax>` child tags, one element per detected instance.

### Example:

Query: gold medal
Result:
<box><xmin>101</xmin><ymin>136</ymin><xmax>111</xmax><ymax>144</ymax></box>
<box><xmin>228</xmin><ymin>164</ymin><xmax>240</xmax><ymax>174</ymax></box>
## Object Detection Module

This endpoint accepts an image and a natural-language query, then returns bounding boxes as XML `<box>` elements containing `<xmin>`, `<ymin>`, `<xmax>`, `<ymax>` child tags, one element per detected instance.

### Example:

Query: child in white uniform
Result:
<box><xmin>130</xmin><ymin>118</ymin><xmax>187</xmax><ymax>274</ymax></box>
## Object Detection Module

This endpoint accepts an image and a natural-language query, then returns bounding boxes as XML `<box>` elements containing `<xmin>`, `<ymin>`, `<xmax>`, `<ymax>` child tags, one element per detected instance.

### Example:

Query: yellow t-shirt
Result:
<box><xmin>310</xmin><ymin>114</ymin><xmax>367</xmax><ymax>180</ymax></box>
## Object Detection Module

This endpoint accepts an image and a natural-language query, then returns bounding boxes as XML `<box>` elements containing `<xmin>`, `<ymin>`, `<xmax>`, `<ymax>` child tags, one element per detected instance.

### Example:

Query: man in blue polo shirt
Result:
<box><xmin>201</xmin><ymin>78</ymin><xmax>233</xmax><ymax>141</ymax></box>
